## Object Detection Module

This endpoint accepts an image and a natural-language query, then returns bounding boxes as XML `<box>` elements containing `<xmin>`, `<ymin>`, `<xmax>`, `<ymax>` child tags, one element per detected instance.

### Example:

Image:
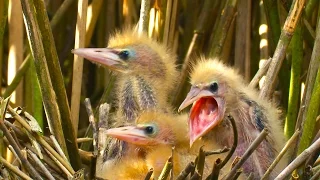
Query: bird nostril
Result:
<box><xmin>95</xmin><ymin>50</ymin><xmax>102</xmax><ymax>52</ymax></box>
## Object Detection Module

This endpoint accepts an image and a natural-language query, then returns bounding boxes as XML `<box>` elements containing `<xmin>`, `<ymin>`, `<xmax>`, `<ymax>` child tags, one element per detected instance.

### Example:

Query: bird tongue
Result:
<box><xmin>189</xmin><ymin>97</ymin><xmax>219</xmax><ymax>144</ymax></box>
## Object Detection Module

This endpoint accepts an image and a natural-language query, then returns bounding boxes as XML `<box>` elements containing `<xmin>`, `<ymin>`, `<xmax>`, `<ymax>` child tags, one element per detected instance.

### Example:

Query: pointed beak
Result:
<box><xmin>72</xmin><ymin>48</ymin><xmax>127</xmax><ymax>72</ymax></box>
<box><xmin>106</xmin><ymin>126</ymin><xmax>151</xmax><ymax>146</ymax></box>
<box><xmin>179</xmin><ymin>86</ymin><xmax>226</xmax><ymax>146</ymax></box>
<box><xmin>178</xmin><ymin>86</ymin><xmax>214</xmax><ymax>112</ymax></box>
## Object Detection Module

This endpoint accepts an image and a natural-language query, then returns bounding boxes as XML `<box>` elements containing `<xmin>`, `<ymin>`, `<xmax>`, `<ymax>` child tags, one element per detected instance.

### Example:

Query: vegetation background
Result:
<box><xmin>0</xmin><ymin>0</ymin><xmax>319</xmax><ymax>179</ymax></box>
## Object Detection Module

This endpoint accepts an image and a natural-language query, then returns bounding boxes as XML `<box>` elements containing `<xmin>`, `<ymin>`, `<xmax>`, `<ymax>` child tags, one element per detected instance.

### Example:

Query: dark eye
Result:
<box><xmin>145</xmin><ymin>126</ymin><xmax>154</xmax><ymax>134</ymax></box>
<box><xmin>209</xmin><ymin>82</ymin><xmax>218</xmax><ymax>92</ymax></box>
<box><xmin>118</xmin><ymin>50</ymin><xmax>130</xmax><ymax>60</ymax></box>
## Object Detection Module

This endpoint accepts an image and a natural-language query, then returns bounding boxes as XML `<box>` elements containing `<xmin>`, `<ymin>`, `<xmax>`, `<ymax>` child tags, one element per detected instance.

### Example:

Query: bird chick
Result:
<box><xmin>104</xmin><ymin>111</ymin><xmax>215</xmax><ymax>179</ymax></box>
<box><xmin>72</xmin><ymin>30</ymin><xmax>179</xmax><ymax>174</ymax></box>
<box><xmin>72</xmin><ymin>30</ymin><xmax>178</xmax><ymax>122</ymax></box>
<box><xmin>179</xmin><ymin>58</ymin><xmax>287</xmax><ymax>179</ymax></box>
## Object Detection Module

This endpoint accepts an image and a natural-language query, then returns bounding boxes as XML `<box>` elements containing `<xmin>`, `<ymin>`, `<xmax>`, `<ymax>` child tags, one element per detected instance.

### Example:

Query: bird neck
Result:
<box><xmin>209</xmin><ymin>96</ymin><xmax>276</xmax><ymax>178</ymax></box>
<box><xmin>116</xmin><ymin>75</ymin><xmax>161</xmax><ymax>122</ymax></box>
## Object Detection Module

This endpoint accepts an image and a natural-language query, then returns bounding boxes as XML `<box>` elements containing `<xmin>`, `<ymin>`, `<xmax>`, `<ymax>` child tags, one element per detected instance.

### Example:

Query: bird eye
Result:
<box><xmin>145</xmin><ymin>126</ymin><xmax>154</xmax><ymax>134</ymax></box>
<box><xmin>209</xmin><ymin>82</ymin><xmax>218</xmax><ymax>92</ymax></box>
<box><xmin>118</xmin><ymin>50</ymin><xmax>130</xmax><ymax>60</ymax></box>
<box><xmin>143</xmin><ymin>124</ymin><xmax>158</xmax><ymax>137</ymax></box>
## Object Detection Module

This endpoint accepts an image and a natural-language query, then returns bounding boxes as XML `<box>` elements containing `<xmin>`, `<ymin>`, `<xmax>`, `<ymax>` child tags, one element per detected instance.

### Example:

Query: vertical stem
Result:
<box><xmin>0</xmin><ymin>0</ymin><xmax>8</xmax><ymax>94</ymax></box>
<box><xmin>8</xmin><ymin>0</ymin><xmax>24</xmax><ymax>105</ymax></box>
<box><xmin>138</xmin><ymin>0</ymin><xmax>150</xmax><ymax>33</ymax></box>
<box><xmin>234</xmin><ymin>0</ymin><xmax>251</xmax><ymax>81</ymax></box>
<box><xmin>71</xmin><ymin>0</ymin><xmax>88</xmax><ymax>136</ymax></box>
<box><xmin>33</xmin><ymin>0</ymin><xmax>82</xmax><ymax>168</ymax></box>
<box><xmin>20</xmin><ymin>0</ymin><xmax>68</xmax><ymax>159</ymax></box>
<box><xmin>285</xmin><ymin>21</ymin><xmax>303</xmax><ymax>138</ymax></box>
<box><xmin>259</xmin><ymin>0</ymin><xmax>306</xmax><ymax>99</ymax></box>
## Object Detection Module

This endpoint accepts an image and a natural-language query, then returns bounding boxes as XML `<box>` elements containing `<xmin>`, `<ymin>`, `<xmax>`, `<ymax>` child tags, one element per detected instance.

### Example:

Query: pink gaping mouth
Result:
<box><xmin>189</xmin><ymin>97</ymin><xmax>224</xmax><ymax>145</ymax></box>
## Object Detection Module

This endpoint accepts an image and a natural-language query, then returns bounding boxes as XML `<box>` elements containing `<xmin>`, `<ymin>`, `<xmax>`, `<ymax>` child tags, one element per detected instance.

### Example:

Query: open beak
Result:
<box><xmin>106</xmin><ymin>126</ymin><xmax>152</xmax><ymax>146</ymax></box>
<box><xmin>72</xmin><ymin>48</ymin><xmax>127</xmax><ymax>72</ymax></box>
<box><xmin>179</xmin><ymin>86</ymin><xmax>226</xmax><ymax>146</ymax></box>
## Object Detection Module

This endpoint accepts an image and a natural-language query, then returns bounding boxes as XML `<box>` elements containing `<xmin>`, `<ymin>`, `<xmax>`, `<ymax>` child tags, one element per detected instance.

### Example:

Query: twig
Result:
<box><xmin>223</xmin><ymin>129</ymin><xmax>269</xmax><ymax>180</ymax></box>
<box><xmin>231</xmin><ymin>169</ymin><xmax>243</xmax><ymax>180</ymax></box>
<box><xmin>195</xmin><ymin>146</ymin><xmax>206</xmax><ymax>177</ymax></box>
<box><xmin>158</xmin><ymin>156</ymin><xmax>173</xmax><ymax>180</ymax></box>
<box><xmin>78</xmin><ymin>149</ymin><xmax>93</xmax><ymax>165</ymax></box>
<box><xmin>275</xmin><ymin>137</ymin><xmax>320</xmax><ymax>179</ymax></box>
<box><xmin>205</xmin><ymin>147</ymin><xmax>230</xmax><ymax>156</ymax></box>
<box><xmin>262</xmin><ymin>130</ymin><xmax>300</xmax><ymax>179</ymax></box>
<box><xmin>176</xmin><ymin>162</ymin><xmax>195</xmax><ymax>180</ymax></box>
<box><xmin>23</xmin><ymin>142</ymin><xmax>61</xmax><ymax>173</ymax></box>
<box><xmin>0</xmin><ymin>98</ymin><xmax>42</xmax><ymax>179</ymax></box>
<box><xmin>246</xmin><ymin>173</ymin><xmax>253</xmax><ymax>180</ymax></box>
<box><xmin>84</xmin><ymin>98</ymin><xmax>97</xmax><ymax>156</ymax></box>
<box><xmin>248</xmin><ymin>58</ymin><xmax>271</xmax><ymax>88</ymax></box>
<box><xmin>71</xmin><ymin>0</ymin><xmax>88</xmax><ymax>137</ymax></box>
<box><xmin>50</xmin><ymin>135</ymin><xmax>69</xmax><ymax>162</ymax></box>
<box><xmin>137</xmin><ymin>0</ymin><xmax>150</xmax><ymax>33</ymax></box>
<box><xmin>44</xmin><ymin>148</ymin><xmax>73</xmax><ymax>178</ymax></box>
<box><xmin>0</xmin><ymin>156</ymin><xmax>32</xmax><ymax>180</ymax></box>
<box><xmin>144</xmin><ymin>168</ymin><xmax>154</xmax><ymax>180</ymax></box>
<box><xmin>190</xmin><ymin>171</ymin><xmax>201</xmax><ymax>180</ymax></box>
<box><xmin>171</xmin><ymin>146</ymin><xmax>175</xmax><ymax>180</ymax></box>
<box><xmin>208</xmin><ymin>158</ymin><xmax>222</xmax><ymax>180</ymax></box>
<box><xmin>259</xmin><ymin>0</ymin><xmax>306</xmax><ymax>99</ymax></box>
<box><xmin>77</xmin><ymin>137</ymin><xmax>93</xmax><ymax>143</ymax></box>
<box><xmin>28</xmin><ymin>150</ymin><xmax>55</xmax><ymax>180</ymax></box>
<box><xmin>8</xmin><ymin>145</ymin><xmax>22</xmax><ymax>165</ymax></box>
<box><xmin>7</xmin><ymin>105</ymin><xmax>75</xmax><ymax>175</ymax></box>
<box><xmin>310</xmin><ymin>168</ymin><xmax>320</xmax><ymax>180</ymax></box>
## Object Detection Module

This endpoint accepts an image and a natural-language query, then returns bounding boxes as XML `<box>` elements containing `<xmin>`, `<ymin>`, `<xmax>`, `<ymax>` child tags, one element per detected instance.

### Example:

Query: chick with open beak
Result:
<box><xmin>179</xmin><ymin>58</ymin><xmax>287</xmax><ymax>179</ymax></box>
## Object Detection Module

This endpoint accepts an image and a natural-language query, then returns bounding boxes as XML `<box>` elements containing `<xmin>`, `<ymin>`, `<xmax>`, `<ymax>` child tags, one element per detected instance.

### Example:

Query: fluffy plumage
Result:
<box><xmin>104</xmin><ymin>111</ymin><xmax>217</xmax><ymax>179</ymax></box>
<box><xmin>72</xmin><ymin>29</ymin><xmax>179</xmax><ymax>175</ymax></box>
<box><xmin>179</xmin><ymin>58</ymin><xmax>287</xmax><ymax>179</ymax></box>
<box><xmin>72</xmin><ymin>30</ymin><xmax>178</xmax><ymax>121</ymax></box>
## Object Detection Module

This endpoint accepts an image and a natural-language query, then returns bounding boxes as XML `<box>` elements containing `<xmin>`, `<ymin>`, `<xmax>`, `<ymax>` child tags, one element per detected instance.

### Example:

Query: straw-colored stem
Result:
<box><xmin>28</xmin><ymin>150</ymin><xmax>55</xmax><ymax>180</ymax></box>
<box><xmin>223</xmin><ymin>129</ymin><xmax>269</xmax><ymax>180</ymax></box>
<box><xmin>176</xmin><ymin>162</ymin><xmax>195</xmax><ymax>180</ymax></box>
<box><xmin>71</xmin><ymin>0</ymin><xmax>88</xmax><ymax>138</ymax></box>
<box><xmin>20</xmin><ymin>0</ymin><xmax>68</xmax><ymax>157</ymax></box>
<box><xmin>158</xmin><ymin>156</ymin><xmax>173</xmax><ymax>180</ymax></box>
<box><xmin>7</xmin><ymin>106</ymin><xmax>75</xmax><ymax>175</ymax></box>
<box><xmin>276</xmin><ymin>137</ymin><xmax>320</xmax><ymax>179</ymax></box>
<box><xmin>0</xmin><ymin>156</ymin><xmax>32</xmax><ymax>180</ymax></box>
<box><xmin>0</xmin><ymin>98</ymin><xmax>42</xmax><ymax>179</ymax></box>
<box><xmin>234</xmin><ymin>0</ymin><xmax>251</xmax><ymax>81</ymax></box>
<box><xmin>259</xmin><ymin>0</ymin><xmax>306</xmax><ymax>99</ymax></box>
<box><xmin>138</xmin><ymin>0</ymin><xmax>150</xmax><ymax>33</ymax></box>
<box><xmin>262</xmin><ymin>130</ymin><xmax>300</xmax><ymax>179</ymax></box>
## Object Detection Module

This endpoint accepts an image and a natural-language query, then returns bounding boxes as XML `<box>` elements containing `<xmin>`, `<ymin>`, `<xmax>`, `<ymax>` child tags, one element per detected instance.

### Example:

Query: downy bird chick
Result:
<box><xmin>179</xmin><ymin>58</ymin><xmax>287</xmax><ymax>179</ymax></box>
<box><xmin>72</xmin><ymin>30</ymin><xmax>179</xmax><ymax>178</ymax></box>
<box><xmin>103</xmin><ymin>111</ymin><xmax>216</xmax><ymax>179</ymax></box>
<box><xmin>72</xmin><ymin>30</ymin><xmax>178</xmax><ymax>122</ymax></box>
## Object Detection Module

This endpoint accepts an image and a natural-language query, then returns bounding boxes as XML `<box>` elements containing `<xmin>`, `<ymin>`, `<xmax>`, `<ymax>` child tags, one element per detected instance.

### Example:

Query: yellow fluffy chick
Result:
<box><xmin>179</xmin><ymin>58</ymin><xmax>287</xmax><ymax>179</ymax></box>
<box><xmin>72</xmin><ymin>29</ymin><xmax>178</xmax><ymax>122</ymax></box>
<box><xmin>104</xmin><ymin>111</ymin><xmax>218</xmax><ymax>179</ymax></box>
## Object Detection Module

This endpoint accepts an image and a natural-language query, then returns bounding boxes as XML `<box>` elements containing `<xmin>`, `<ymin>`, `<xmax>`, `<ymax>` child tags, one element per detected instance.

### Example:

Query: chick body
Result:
<box><xmin>179</xmin><ymin>58</ymin><xmax>287</xmax><ymax>179</ymax></box>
